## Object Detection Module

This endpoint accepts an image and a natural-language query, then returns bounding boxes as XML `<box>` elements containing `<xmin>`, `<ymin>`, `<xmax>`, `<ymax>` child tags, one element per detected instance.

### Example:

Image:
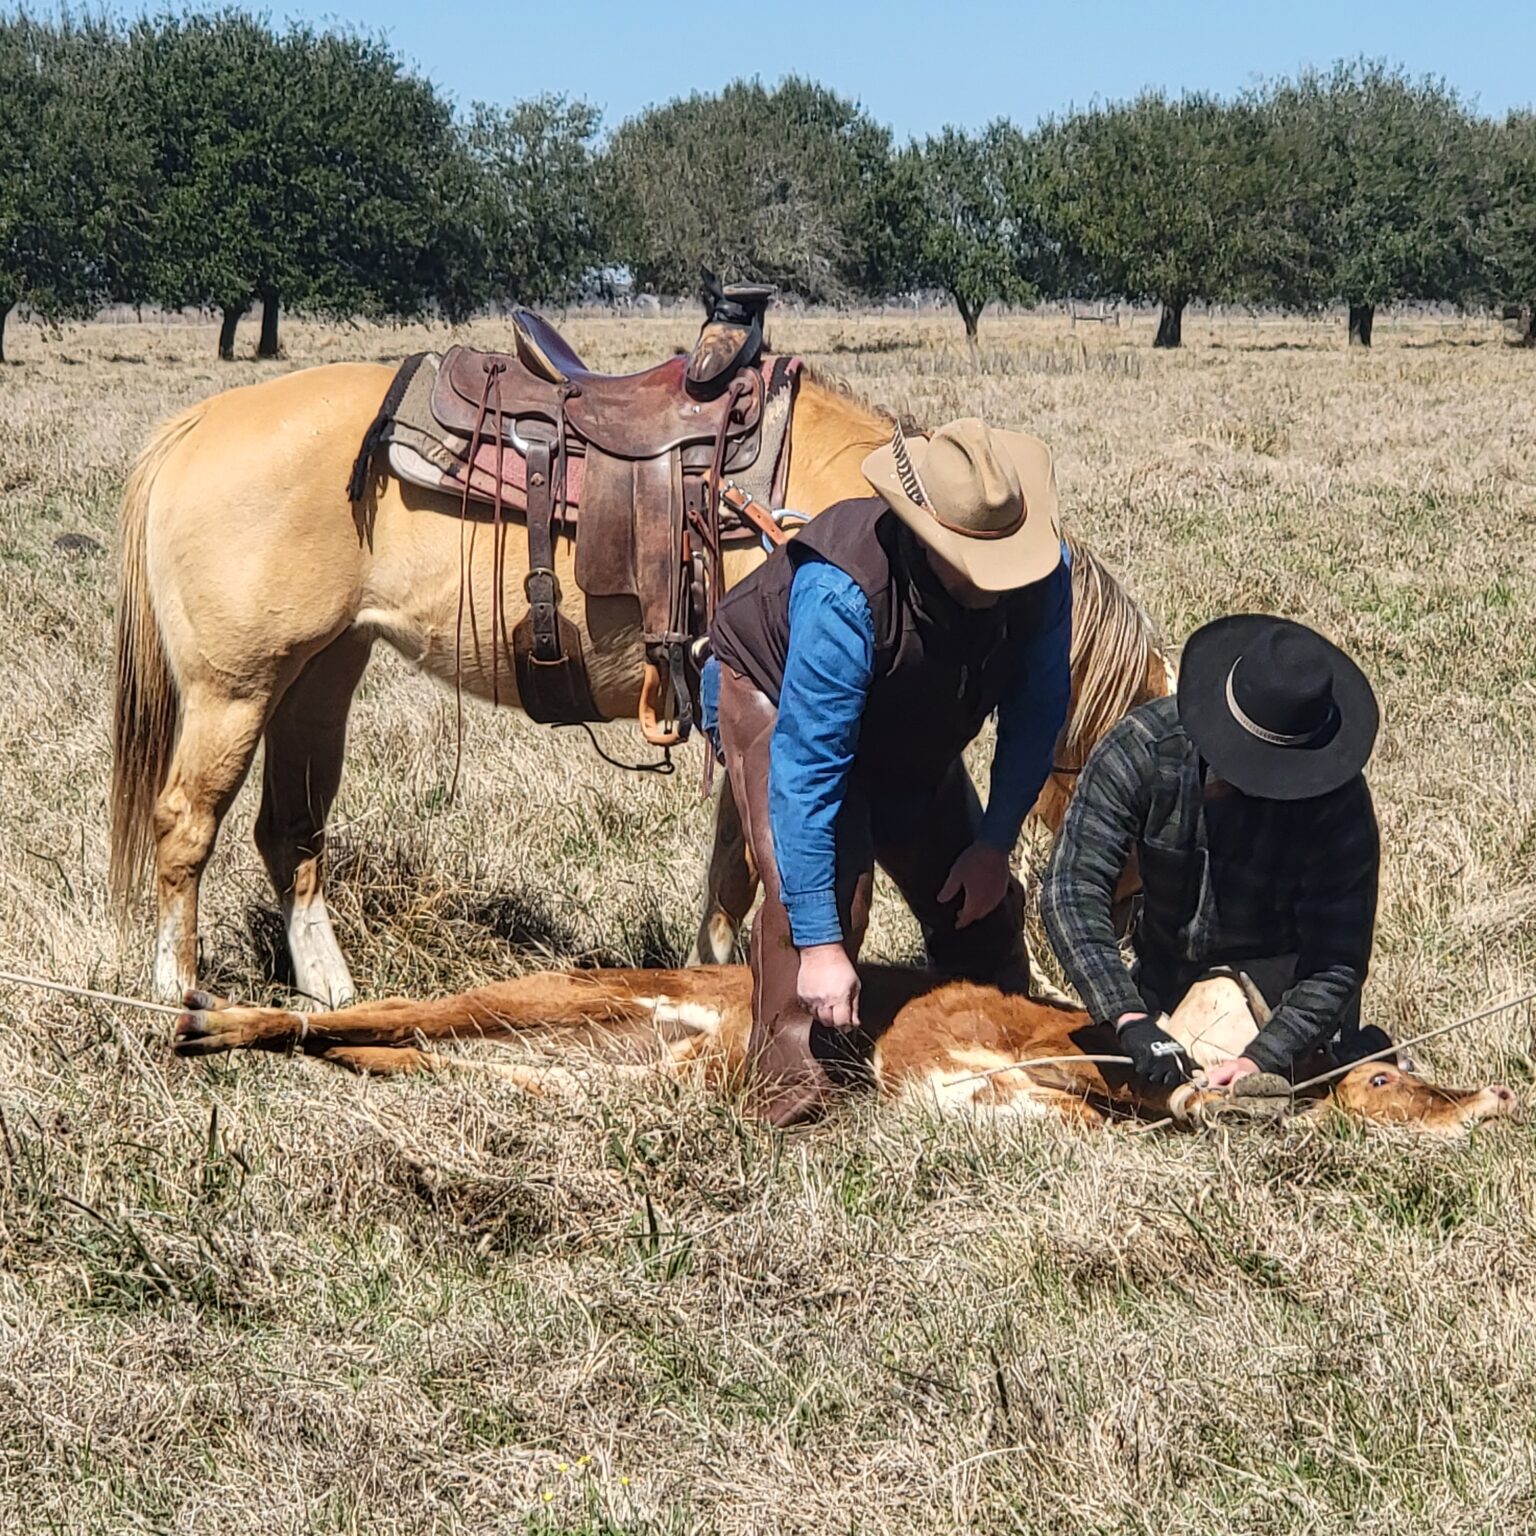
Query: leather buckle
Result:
<box><xmin>524</xmin><ymin>568</ymin><xmax>561</xmax><ymax>604</ymax></box>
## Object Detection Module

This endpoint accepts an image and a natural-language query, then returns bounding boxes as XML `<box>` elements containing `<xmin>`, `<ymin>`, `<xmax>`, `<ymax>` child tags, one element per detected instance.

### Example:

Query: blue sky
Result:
<box><xmin>127</xmin><ymin>0</ymin><xmax>1535</xmax><ymax>135</ymax></box>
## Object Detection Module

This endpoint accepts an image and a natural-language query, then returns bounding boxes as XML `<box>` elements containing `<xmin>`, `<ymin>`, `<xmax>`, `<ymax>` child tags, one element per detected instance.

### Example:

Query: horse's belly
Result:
<box><xmin>361</xmin><ymin>491</ymin><xmax>647</xmax><ymax>717</ymax></box>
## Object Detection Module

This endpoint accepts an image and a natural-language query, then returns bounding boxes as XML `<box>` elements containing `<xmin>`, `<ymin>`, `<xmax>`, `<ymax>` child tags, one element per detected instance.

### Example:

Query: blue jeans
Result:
<box><xmin>699</xmin><ymin>655</ymin><xmax>725</xmax><ymax>762</ymax></box>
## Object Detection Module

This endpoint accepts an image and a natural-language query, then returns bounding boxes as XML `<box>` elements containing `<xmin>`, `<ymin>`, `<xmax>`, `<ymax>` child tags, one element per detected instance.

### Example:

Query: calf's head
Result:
<box><xmin>1329</xmin><ymin>1062</ymin><xmax>1519</xmax><ymax>1133</ymax></box>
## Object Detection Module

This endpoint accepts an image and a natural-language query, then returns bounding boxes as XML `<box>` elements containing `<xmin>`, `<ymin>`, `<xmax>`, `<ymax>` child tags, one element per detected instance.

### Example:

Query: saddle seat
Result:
<box><xmin>512</xmin><ymin>285</ymin><xmax>776</xmax><ymax>400</ymax></box>
<box><xmin>433</xmin><ymin>308</ymin><xmax>764</xmax><ymax>463</ymax></box>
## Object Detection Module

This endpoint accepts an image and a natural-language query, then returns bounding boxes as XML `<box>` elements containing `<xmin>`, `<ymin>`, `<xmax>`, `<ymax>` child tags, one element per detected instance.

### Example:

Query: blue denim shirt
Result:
<box><xmin>702</xmin><ymin>548</ymin><xmax>1073</xmax><ymax>948</ymax></box>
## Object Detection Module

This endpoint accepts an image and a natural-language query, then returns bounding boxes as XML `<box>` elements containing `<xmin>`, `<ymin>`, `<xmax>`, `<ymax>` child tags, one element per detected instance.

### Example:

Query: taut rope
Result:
<box><xmin>1289</xmin><ymin>990</ymin><xmax>1536</xmax><ymax>1093</ymax></box>
<box><xmin>0</xmin><ymin>969</ymin><xmax>184</xmax><ymax>1016</ymax></box>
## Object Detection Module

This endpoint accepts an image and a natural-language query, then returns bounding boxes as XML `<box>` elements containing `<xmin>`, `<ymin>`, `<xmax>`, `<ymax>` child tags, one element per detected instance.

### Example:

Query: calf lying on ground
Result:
<box><xmin>173</xmin><ymin>965</ymin><xmax>1517</xmax><ymax>1134</ymax></box>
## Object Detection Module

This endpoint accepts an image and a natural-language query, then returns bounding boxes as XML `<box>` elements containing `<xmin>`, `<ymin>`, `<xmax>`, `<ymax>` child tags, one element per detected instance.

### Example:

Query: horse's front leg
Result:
<box><xmin>686</xmin><ymin>773</ymin><xmax>758</xmax><ymax>965</ymax></box>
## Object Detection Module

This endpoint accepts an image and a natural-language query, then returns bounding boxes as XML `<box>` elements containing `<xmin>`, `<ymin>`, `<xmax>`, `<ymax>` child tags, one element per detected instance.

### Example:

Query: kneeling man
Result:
<box><xmin>1041</xmin><ymin>615</ymin><xmax>1383</xmax><ymax>1087</ymax></box>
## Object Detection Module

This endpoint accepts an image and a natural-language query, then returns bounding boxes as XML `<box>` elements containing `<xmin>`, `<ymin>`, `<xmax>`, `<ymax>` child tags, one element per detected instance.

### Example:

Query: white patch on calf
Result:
<box><xmin>633</xmin><ymin>997</ymin><xmax>723</xmax><ymax>1034</ymax></box>
<box><xmin>900</xmin><ymin>1048</ymin><xmax>1059</xmax><ymax>1120</ymax></box>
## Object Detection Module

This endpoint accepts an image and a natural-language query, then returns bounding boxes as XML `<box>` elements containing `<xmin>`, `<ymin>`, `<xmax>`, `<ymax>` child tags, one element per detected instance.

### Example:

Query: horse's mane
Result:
<box><xmin>793</xmin><ymin>361</ymin><xmax>922</xmax><ymax>437</ymax></box>
<box><xmin>1028</xmin><ymin>536</ymin><xmax>1165</xmax><ymax>834</ymax></box>
<box><xmin>1059</xmin><ymin>535</ymin><xmax>1164</xmax><ymax>772</ymax></box>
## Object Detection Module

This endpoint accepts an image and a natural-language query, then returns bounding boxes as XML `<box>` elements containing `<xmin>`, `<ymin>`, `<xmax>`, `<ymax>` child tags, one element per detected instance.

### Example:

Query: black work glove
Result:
<box><xmin>1117</xmin><ymin>1014</ymin><xmax>1194</xmax><ymax>1085</ymax></box>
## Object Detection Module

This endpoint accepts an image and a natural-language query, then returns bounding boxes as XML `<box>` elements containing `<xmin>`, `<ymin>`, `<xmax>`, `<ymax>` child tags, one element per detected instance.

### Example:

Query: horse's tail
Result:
<box><xmin>109</xmin><ymin>402</ymin><xmax>205</xmax><ymax>912</ymax></box>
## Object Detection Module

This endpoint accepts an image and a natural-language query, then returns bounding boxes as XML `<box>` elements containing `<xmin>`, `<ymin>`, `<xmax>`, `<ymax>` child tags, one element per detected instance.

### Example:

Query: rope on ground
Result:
<box><xmin>0</xmin><ymin>969</ymin><xmax>185</xmax><ymax>1017</ymax></box>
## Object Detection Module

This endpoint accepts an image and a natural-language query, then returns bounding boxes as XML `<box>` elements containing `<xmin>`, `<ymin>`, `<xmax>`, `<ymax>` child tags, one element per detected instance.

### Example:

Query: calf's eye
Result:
<box><xmin>1370</xmin><ymin>1072</ymin><xmax>1391</xmax><ymax>1088</ymax></box>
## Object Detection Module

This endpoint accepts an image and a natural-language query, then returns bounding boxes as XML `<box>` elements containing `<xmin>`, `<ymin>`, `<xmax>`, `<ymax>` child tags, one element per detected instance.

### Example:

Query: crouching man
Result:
<box><xmin>1041</xmin><ymin>614</ymin><xmax>1386</xmax><ymax>1087</ymax></box>
<box><xmin>703</xmin><ymin>419</ymin><xmax>1072</xmax><ymax>1126</ymax></box>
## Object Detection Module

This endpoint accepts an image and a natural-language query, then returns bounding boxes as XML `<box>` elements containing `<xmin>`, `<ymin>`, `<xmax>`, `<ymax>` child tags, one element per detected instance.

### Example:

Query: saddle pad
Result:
<box><xmin>351</xmin><ymin>351</ymin><xmax>799</xmax><ymax>541</ymax></box>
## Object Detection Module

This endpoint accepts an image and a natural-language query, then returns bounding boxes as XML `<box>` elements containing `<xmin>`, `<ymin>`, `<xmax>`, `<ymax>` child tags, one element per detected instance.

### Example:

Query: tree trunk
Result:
<box><xmin>256</xmin><ymin>290</ymin><xmax>280</xmax><ymax>358</ymax></box>
<box><xmin>954</xmin><ymin>293</ymin><xmax>983</xmax><ymax>345</ymax></box>
<box><xmin>0</xmin><ymin>302</ymin><xmax>11</xmax><ymax>364</ymax></box>
<box><xmin>217</xmin><ymin>303</ymin><xmax>245</xmax><ymax>361</ymax></box>
<box><xmin>1153</xmin><ymin>299</ymin><xmax>1184</xmax><ymax>349</ymax></box>
<box><xmin>1348</xmin><ymin>303</ymin><xmax>1374</xmax><ymax>348</ymax></box>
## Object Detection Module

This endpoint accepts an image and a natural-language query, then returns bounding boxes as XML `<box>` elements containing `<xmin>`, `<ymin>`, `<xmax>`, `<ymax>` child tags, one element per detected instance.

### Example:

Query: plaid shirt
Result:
<box><xmin>1040</xmin><ymin>696</ymin><xmax>1380</xmax><ymax>1073</ymax></box>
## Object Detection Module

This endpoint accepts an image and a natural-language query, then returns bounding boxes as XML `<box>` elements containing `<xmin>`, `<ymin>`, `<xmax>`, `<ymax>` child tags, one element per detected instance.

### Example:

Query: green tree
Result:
<box><xmin>464</xmin><ymin>96</ymin><xmax>607</xmax><ymax>306</ymax></box>
<box><xmin>128</xmin><ymin>12</ymin><xmax>475</xmax><ymax>359</ymax></box>
<box><xmin>886</xmin><ymin>123</ymin><xmax>1049</xmax><ymax>342</ymax></box>
<box><xmin>1257</xmin><ymin>62</ymin><xmax>1482</xmax><ymax>346</ymax></box>
<box><xmin>0</xmin><ymin>15</ymin><xmax>146</xmax><ymax>362</ymax></box>
<box><xmin>1035</xmin><ymin>93</ymin><xmax>1273</xmax><ymax>347</ymax></box>
<box><xmin>1477</xmin><ymin>112</ymin><xmax>1536</xmax><ymax>345</ymax></box>
<box><xmin>602</xmin><ymin>77</ymin><xmax>894</xmax><ymax>301</ymax></box>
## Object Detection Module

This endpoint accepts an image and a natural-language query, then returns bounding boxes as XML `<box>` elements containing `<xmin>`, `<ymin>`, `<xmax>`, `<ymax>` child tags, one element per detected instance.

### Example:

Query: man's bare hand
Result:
<box><xmin>1206</xmin><ymin>1055</ymin><xmax>1262</xmax><ymax>1089</ymax></box>
<box><xmin>937</xmin><ymin>842</ymin><xmax>1011</xmax><ymax>929</ymax></box>
<box><xmin>797</xmin><ymin>944</ymin><xmax>861</xmax><ymax>1029</ymax></box>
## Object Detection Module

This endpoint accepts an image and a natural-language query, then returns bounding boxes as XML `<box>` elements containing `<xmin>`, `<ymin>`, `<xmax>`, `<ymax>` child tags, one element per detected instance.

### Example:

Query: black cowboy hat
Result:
<box><xmin>1177</xmin><ymin>615</ymin><xmax>1379</xmax><ymax>800</ymax></box>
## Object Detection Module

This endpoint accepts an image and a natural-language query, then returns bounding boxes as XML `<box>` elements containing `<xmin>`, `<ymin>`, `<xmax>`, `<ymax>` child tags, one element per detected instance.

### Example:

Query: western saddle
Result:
<box><xmin>385</xmin><ymin>281</ymin><xmax>786</xmax><ymax>745</ymax></box>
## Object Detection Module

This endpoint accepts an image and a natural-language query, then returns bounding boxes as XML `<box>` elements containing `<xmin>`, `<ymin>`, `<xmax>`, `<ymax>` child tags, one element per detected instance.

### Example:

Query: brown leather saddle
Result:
<box><xmin>408</xmin><ymin>283</ymin><xmax>783</xmax><ymax>744</ymax></box>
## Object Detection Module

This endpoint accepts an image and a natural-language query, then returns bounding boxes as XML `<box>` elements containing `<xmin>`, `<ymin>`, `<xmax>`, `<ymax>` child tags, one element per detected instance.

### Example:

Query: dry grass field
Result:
<box><xmin>1</xmin><ymin>306</ymin><xmax>1535</xmax><ymax>1534</ymax></box>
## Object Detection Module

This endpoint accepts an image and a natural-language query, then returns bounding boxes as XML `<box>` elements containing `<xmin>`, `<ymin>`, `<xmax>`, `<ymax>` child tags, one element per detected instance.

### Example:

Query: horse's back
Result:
<box><xmin>159</xmin><ymin>361</ymin><xmax>395</xmax><ymax>495</ymax></box>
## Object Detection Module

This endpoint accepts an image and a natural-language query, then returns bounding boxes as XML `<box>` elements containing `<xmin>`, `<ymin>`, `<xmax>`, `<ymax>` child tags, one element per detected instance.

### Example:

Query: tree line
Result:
<box><xmin>3</xmin><ymin>11</ymin><xmax>1533</xmax><ymax>361</ymax></box>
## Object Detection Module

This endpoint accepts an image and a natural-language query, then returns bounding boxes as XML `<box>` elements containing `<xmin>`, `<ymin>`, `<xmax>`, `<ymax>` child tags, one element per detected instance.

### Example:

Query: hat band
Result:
<box><xmin>1224</xmin><ymin>660</ymin><xmax>1334</xmax><ymax>748</ymax></box>
<box><xmin>890</xmin><ymin>423</ymin><xmax>1027</xmax><ymax>542</ymax></box>
<box><xmin>927</xmin><ymin>502</ymin><xmax>1026</xmax><ymax>541</ymax></box>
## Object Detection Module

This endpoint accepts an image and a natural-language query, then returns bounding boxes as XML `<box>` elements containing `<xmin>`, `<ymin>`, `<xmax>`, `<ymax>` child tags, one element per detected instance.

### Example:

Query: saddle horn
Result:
<box><xmin>687</xmin><ymin>274</ymin><xmax>776</xmax><ymax>401</ymax></box>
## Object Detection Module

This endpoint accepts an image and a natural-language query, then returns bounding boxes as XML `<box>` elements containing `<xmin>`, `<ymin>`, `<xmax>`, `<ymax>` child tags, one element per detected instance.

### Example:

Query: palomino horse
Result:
<box><xmin>172</xmin><ymin>965</ymin><xmax>1519</xmax><ymax>1135</ymax></box>
<box><xmin>111</xmin><ymin>361</ymin><xmax>1169</xmax><ymax>1006</ymax></box>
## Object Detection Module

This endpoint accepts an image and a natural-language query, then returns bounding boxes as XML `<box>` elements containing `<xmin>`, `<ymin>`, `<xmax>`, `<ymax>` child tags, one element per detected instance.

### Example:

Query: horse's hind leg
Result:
<box><xmin>254</xmin><ymin>629</ymin><xmax>372</xmax><ymax>1009</ymax></box>
<box><xmin>151</xmin><ymin>688</ymin><xmax>268</xmax><ymax>1002</ymax></box>
<box><xmin>687</xmin><ymin>775</ymin><xmax>758</xmax><ymax>965</ymax></box>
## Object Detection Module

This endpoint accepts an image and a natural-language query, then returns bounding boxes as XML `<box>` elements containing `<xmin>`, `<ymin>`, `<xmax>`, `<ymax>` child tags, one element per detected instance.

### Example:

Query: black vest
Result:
<box><xmin>710</xmin><ymin>498</ymin><xmax>1054</xmax><ymax>788</ymax></box>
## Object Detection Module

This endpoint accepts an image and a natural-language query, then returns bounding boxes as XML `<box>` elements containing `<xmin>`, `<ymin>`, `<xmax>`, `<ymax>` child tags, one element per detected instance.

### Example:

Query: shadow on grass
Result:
<box><xmin>212</xmin><ymin>841</ymin><xmax>691</xmax><ymax>1001</ymax></box>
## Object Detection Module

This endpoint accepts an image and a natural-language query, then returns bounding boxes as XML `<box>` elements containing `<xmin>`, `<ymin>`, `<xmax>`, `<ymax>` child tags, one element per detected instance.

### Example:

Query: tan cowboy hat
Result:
<box><xmin>861</xmin><ymin>418</ymin><xmax>1062</xmax><ymax>592</ymax></box>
